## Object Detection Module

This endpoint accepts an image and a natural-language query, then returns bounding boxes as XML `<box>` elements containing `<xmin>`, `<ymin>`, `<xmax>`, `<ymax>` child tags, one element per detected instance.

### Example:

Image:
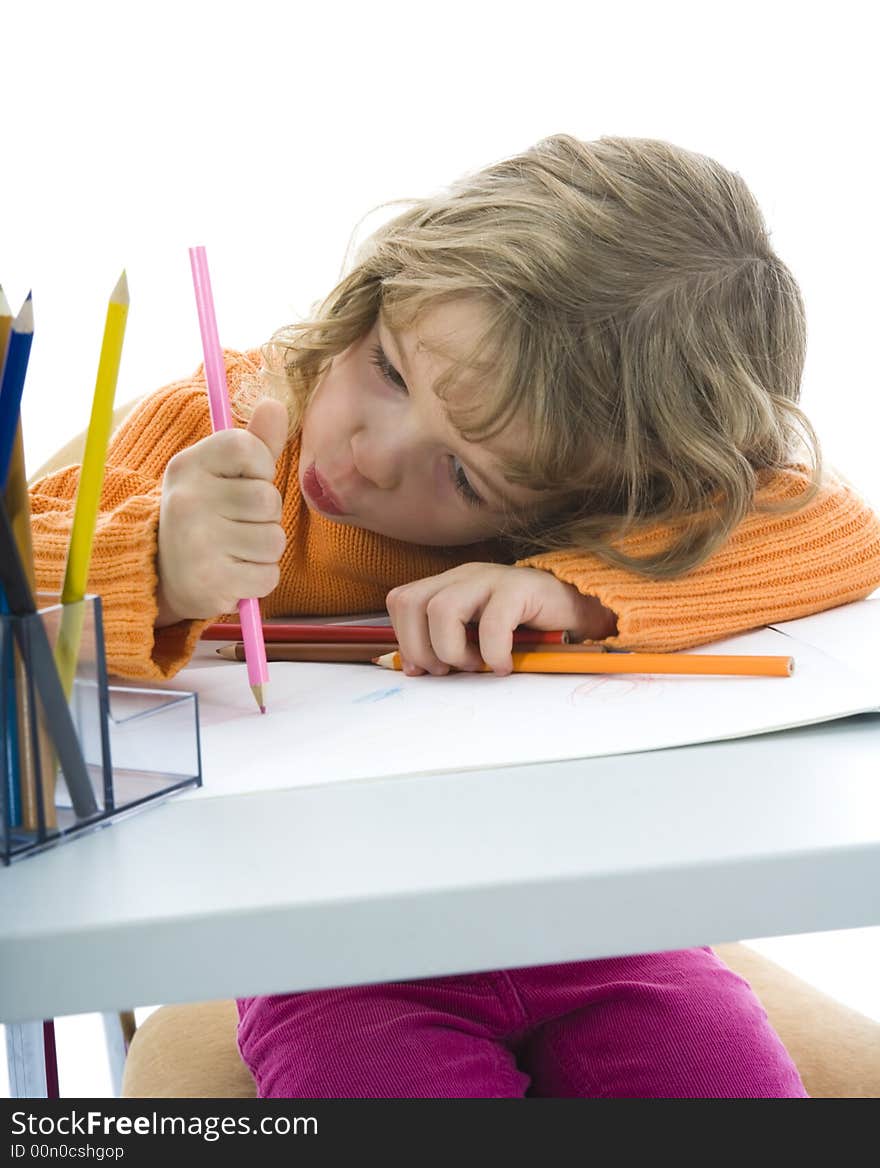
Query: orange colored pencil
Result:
<box><xmin>372</xmin><ymin>650</ymin><xmax>794</xmax><ymax>678</ymax></box>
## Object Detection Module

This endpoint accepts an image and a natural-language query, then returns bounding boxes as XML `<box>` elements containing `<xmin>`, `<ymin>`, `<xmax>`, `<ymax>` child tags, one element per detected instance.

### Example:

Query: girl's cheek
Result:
<box><xmin>432</xmin><ymin>456</ymin><xmax>450</xmax><ymax>498</ymax></box>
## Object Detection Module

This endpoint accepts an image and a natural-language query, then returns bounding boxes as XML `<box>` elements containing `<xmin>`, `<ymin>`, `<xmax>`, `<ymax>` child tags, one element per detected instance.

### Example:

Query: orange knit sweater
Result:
<box><xmin>29</xmin><ymin>350</ymin><xmax>880</xmax><ymax>681</ymax></box>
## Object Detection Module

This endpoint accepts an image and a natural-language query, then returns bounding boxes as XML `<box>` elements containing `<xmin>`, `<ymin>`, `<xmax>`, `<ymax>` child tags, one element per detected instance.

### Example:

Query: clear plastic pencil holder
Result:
<box><xmin>1</xmin><ymin>594</ymin><xmax>201</xmax><ymax>864</ymax></box>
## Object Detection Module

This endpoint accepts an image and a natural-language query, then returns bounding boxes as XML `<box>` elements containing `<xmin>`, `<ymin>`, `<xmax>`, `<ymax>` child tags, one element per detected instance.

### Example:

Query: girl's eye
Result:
<box><xmin>369</xmin><ymin>344</ymin><xmax>408</xmax><ymax>392</ymax></box>
<box><xmin>369</xmin><ymin>340</ymin><xmax>482</xmax><ymax>508</ymax></box>
<box><xmin>451</xmin><ymin>456</ymin><xmax>484</xmax><ymax>507</ymax></box>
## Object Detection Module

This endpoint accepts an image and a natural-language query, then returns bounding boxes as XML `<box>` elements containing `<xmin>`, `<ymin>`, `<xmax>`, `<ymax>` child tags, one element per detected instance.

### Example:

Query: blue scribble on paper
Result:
<box><xmin>353</xmin><ymin>687</ymin><xmax>403</xmax><ymax>704</ymax></box>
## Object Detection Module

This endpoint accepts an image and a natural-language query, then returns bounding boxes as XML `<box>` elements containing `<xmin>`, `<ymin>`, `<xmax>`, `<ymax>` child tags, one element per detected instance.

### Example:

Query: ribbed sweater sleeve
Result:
<box><xmin>517</xmin><ymin>469</ymin><xmax>880</xmax><ymax>651</ymax></box>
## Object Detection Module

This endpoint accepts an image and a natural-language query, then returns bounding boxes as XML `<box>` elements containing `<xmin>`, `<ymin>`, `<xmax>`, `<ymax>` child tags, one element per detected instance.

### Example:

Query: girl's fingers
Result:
<box><xmin>388</xmin><ymin>567</ymin><xmax>521</xmax><ymax>675</ymax></box>
<box><xmin>386</xmin><ymin>577</ymin><xmax>452</xmax><ymax>674</ymax></box>
<box><xmin>424</xmin><ymin>583</ymin><xmax>490</xmax><ymax>672</ymax></box>
<box><xmin>220</xmin><ymin>515</ymin><xmax>287</xmax><ymax>564</ymax></box>
<box><xmin>474</xmin><ymin>591</ymin><xmax>522</xmax><ymax>675</ymax></box>
<box><xmin>245</xmin><ymin>398</ymin><xmax>289</xmax><ymax>462</ymax></box>
<box><xmin>228</xmin><ymin>560</ymin><xmax>281</xmax><ymax>603</ymax></box>
<box><xmin>199</xmin><ymin>427</ymin><xmax>279</xmax><ymax>482</ymax></box>
<box><xmin>216</xmin><ymin>476</ymin><xmax>283</xmax><ymax>523</ymax></box>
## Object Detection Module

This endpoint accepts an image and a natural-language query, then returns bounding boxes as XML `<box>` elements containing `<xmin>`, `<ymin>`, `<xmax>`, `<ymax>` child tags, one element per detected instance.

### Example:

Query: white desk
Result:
<box><xmin>2</xmin><ymin>710</ymin><xmax>880</xmax><ymax>1040</ymax></box>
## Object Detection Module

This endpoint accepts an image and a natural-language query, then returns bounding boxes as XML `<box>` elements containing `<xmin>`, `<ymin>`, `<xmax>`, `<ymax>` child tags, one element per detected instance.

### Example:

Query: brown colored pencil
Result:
<box><xmin>217</xmin><ymin>641</ymin><xmax>609</xmax><ymax>664</ymax></box>
<box><xmin>372</xmin><ymin>650</ymin><xmax>794</xmax><ymax>678</ymax></box>
<box><xmin>5</xmin><ymin>426</ymin><xmax>58</xmax><ymax>830</ymax></box>
<box><xmin>217</xmin><ymin>642</ymin><xmax>401</xmax><ymax>664</ymax></box>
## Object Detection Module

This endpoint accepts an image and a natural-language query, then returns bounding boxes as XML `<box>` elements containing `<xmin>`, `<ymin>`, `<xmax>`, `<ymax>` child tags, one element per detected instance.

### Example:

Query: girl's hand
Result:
<box><xmin>385</xmin><ymin>563</ymin><xmax>618</xmax><ymax>676</ymax></box>
<box><xmin>155</xmin><ymin>398</ymin><xmax>289</xmax><ymax>625</ymax></box>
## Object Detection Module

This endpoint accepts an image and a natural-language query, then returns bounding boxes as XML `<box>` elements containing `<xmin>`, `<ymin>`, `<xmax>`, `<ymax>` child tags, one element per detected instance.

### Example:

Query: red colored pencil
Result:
<box><xmin>200</xmin><ymin>621</ymin><xmax>570</xmax><ymax>646</ymax></box>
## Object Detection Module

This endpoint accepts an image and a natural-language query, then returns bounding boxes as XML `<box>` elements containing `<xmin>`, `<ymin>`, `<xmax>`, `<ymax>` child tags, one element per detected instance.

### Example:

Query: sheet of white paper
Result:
<box><xmin>166</xmin><ymin>609</ymin><xmax>880</xmax><ymax>800</ymax></box>
<box><xmin>770</xmin><ymin>597</ymin><xmax>880</xmax><ymax>682</ymax></box>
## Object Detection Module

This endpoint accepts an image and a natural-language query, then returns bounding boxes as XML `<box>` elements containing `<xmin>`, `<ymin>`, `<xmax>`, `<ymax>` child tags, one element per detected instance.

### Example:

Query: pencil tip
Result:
<box><xmin>16</xmin><ymin>295</ymin><xmax>34</xmax><ymax>331</ymax></box>
<box><xmin>112</xmin><ymin>271</ymin><xmax>130</xmax><ymax>304</ymax></box>
<box><xmin>251</xmin><ymin>683</ymin><xmax>265</xmax><ymax>711</ymax></box>
<box><xmin>260</xmin><ymin>706</ymin><xmax>266</xmax><ymax>715</ymax></box>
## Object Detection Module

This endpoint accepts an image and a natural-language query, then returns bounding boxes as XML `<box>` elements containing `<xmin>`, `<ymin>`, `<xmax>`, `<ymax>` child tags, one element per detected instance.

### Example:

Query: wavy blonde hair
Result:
<box><xmin>240</xmin><ymin>133</ymin><xmax>820</xmax><ymax>577</ymax></box>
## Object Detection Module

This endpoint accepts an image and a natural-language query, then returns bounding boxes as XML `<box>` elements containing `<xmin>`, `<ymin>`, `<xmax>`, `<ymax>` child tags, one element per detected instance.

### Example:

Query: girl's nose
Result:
<box><xmin>350</xmin><ymin>428</ymin><xmax>404</xmax><ymax>491</ymax></box>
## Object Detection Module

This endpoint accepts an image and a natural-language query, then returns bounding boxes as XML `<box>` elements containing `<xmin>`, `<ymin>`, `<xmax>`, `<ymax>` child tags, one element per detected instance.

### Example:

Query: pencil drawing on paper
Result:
<box><xmin>568</xmin><ymin>675</ymin><xmax>665</xmax><ymax>704</ymax></box>
<box><xmin>353</xmin><ymin>686</ymin><xmax>403</xmax><ymax>704</ymax></box>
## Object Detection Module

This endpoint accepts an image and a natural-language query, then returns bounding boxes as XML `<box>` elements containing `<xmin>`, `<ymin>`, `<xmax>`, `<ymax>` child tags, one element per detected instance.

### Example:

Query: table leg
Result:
<box><xmin>5</xmin><ymin>1020</ymin><xmax>58</xmax><ymax>1098</ymax></box>
<box><xmin>101</xmin><ymin>1012</ymin><xmax>135</xmax><ymax>1097</ymax></box>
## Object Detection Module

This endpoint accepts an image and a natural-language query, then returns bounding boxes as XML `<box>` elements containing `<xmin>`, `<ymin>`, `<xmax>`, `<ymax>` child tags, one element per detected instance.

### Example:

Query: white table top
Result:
<box><xmin>2</xmin><ymin>706</ymin><xmax>879</xmax><ymax>1023</ymax></box>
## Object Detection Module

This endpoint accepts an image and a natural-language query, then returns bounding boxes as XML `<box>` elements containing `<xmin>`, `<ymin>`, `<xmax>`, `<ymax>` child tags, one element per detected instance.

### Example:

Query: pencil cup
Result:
<box><xmin>1</xmin><ymin>594</ymin><xmax>201</xmax><ymax>865</ymax></box>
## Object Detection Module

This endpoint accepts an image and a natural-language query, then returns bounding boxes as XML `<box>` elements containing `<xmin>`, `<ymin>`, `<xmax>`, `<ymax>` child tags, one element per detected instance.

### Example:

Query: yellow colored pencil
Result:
<box><xmin>61</xmin><ymin>271</ymin><xmax>129</xmax><ymax>604</ymax></box>
<box><xmin>372</xmin><ymin>650</ymin><xmax>794</xmax><ymax>678</ymax></box>
<box><xmin>55</xmin><ymin>272</ymin><xmax>129</xmax><ymax>692</ymax></box>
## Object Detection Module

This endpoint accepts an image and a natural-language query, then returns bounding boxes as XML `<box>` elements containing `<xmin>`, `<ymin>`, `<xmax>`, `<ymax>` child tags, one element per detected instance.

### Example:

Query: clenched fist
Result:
<box><xmin>156</xmin><ymin>398</ymin><xmax>289</xmax><ymax>626</ymax></box>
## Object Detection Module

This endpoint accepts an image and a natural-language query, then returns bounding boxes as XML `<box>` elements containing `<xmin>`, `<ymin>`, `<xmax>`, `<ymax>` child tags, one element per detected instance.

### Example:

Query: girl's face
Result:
<box><xmin>299</xmin><ymin>301</ymin><xmax>545</xmax><ymax>545</ymax></box>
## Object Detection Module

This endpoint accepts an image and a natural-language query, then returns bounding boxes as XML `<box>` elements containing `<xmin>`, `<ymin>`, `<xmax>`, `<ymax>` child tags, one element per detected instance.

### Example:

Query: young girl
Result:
<box><xmin>31</xmin><ymin>134</ymin><xmax>880</xmax><ymax>1098</ymax></box>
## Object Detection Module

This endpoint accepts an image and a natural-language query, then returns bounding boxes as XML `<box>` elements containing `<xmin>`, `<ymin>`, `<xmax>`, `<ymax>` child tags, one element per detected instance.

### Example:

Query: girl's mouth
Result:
<box><xmin>302</xmin><ymin>462</ymin><xmax>348</xmax><ymax>517</ymax></box>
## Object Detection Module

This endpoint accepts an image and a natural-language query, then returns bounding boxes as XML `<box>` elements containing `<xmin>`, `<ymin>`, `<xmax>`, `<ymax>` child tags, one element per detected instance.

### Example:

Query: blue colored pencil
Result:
<box><xmin>0</xmin><ymin>293</ymin><xmax>34</xmax><ymax>489</ymax></box>
<box><xmin>0</xmin><ymin>286</ymin><xmax>21</xmax><ymax>829</ymax></box>
<box><xmin>2</xmin><ymin>597</ymin><xmax>20</xmax><ymax>830</ymax></box>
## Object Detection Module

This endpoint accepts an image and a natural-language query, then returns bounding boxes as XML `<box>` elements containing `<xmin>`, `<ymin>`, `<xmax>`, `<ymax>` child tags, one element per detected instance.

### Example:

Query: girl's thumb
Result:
<box><xmin>246</xmin><ymin>398</ymin><xmax>289</xmax><ymax>463</ymax></box>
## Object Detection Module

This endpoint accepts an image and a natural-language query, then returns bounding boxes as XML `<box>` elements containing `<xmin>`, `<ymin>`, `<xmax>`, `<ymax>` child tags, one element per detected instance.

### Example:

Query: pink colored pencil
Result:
<box><xmin>189</xmin><ymin>245</ymin><xmax>269</xmax><ymax>713</ymax></box>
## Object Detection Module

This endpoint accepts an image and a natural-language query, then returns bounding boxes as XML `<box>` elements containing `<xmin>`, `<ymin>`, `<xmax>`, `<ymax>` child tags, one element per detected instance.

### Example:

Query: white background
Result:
<box><xmin>2</xmin><ymin>0</ymin><xmax>878</xmax><ymax>1094</ymax></box>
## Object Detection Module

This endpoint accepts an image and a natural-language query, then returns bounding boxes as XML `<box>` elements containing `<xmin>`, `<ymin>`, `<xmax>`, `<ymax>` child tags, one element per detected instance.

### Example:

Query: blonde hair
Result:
<box><xmin>242</xmin><ymin>133</ymin><xmax>820</xmax><ymax>577</ymax></box>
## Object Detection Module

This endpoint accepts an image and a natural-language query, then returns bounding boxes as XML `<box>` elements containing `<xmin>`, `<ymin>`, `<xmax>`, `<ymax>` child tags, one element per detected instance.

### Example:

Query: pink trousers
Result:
<box><xmin>236</xmin><ymin>946</ymin><xmax>806</xmax><ymax>1098</ymax></box>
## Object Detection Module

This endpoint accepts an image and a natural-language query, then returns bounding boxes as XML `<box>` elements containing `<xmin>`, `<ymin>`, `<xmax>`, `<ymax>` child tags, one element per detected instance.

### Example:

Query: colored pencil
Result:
<box><xmin>217</xmin><ymin>642</ymin><xmax>401</xmax><ymax>664</ymax></box>
<box><xmin>1</xmin><ymin>616</ymin><xmax>20</xmax><ymax>831</ymax></box>
<box><xmin>60</xmin><ymin>272</ymin><xmax>129</xmax><ymax>605</ymax></box>
<box><xmin>189</xmin><ymin>246</ymin><xmax>268</xmax><ymax>714</ymax></box>
<box><xmin>54</xmin><ymin>272</ymin><xmax>129</xmax><ymax>698</ymax></box>
<box><xmin>201</xmin><ymin>621</ymin><xmax>569</xmax><ymax>646</ymax></box>
<box><xmin>0</xmin><ymin>500</ymin><xmax>97</xmax><ymax>818</ymax></box>
<box><xmin>0</xmin><ymin>299</ymin><xmax>54</xmax><ymax>848</ymax></box>
<box><xmin>0</xmin><ymin>293</ymin><xmax>33</xmax><ymax>488</ymax></box>
<box><xmin>0</xmin><ymin>284</ymin><xmax>11</xmax><ymax>402</ymax></box>
<box><xmin>0</xmin><ymin>285</ymin><xmax>22</xmax><ymax>831</ymax></box>
<box><xmin>217</xmin><ymin>640</ymin><xmax>604</xmax><ymax>663</ymax></box>
<box><xmin>372</xmin><ymin>649</ymin><xmax>795</xmax><ymax>678</ymax></box>
<box><xmin>5</xmin><ymin>422</ymin><xmax>57</xmax><ymax>830</ymax></box>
